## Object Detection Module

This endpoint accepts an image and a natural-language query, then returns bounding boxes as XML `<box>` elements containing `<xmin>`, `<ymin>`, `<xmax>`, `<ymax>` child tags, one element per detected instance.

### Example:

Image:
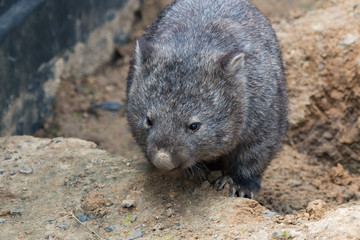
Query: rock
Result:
<box><xmin>19</xmin><ymin>165</ymin><xmax>33</xmax><ymax>174</ymax></box>
<box><xmin>10</xmin><ymin>208</ymin><xmax>23</xmax><ymax>216</ymax></box>
<box><xmin>121</xmin><ymin>199</ymin><xmax>136</xmax><ymax>208</ymax></box>
<box><xmin>77</xmin><ymin>214</ymin><xmax>87</xmax><ymax>223</ymax></box>
<box><xmin>126</xmin><ymin>229</ymin><xmax>143</xmax><ymax>240</ymax></box>
<box><xmin>306</xmin><ymin>200</ymin><xmax>328</xmax><ymax>220</ymax></box>
<box><xmin>289</xmin><ymin>180</ymin><xmax>302</xmax><ymax>187</ymax></box>
<box><xmin>130</xmin><ymin>215</ymin><xmax>137</xmax><ymax>223</ymax></box>
<box><xmin>303</xmin><ymin>203</ymin><xmax>360</xmax><ymax>239</ymax></box>
<box><xmin>52</xmin><ymin>137</ymin><xmax>63</xmax><ymax>143</ymax></box>
<box><xmin>261</xmin><ymin>210</ymin><xmax>276</xmax><ymax>219</ymax></box>
<box><xmin>56</xmin><ymin>224</ymin><xmax>67</xmax><ymax>230</ymax></box>
<box><xmin>4</xmin><ymin>155</ymin><xmax>12</xmax><ymax>160</ymax></box>
<box><xmin>0</xmin><ymin>218</ymin><xmax>5</xmax><ymax>223</ymax></box>
<box><xmin>105</xmin><ymin>225</ymin><xmax>116</xmax><ymax>232</ymax></box>
<box><xmin>329</xmin><ymin>164</ymin><xmax>352</xmax><ymax>186</ymax></box>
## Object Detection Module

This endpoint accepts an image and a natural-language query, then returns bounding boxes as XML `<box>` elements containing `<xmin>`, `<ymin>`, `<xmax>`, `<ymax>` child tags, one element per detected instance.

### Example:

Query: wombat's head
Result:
<box><xmin>126</xmin><ymin>37</ymin><xmax>247</xmax><ymax>172</ymax></box>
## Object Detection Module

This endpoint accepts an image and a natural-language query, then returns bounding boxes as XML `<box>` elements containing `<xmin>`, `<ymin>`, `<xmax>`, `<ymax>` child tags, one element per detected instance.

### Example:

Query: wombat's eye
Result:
<box><xmin>188</xmin><ymin>122</ymin><xmax>201</xmax><ymax>132</ymax></box>
<box><xmin>146</xmin><ymin>117</ymin><xmax>153</xmax><ymax>127</ymax></box>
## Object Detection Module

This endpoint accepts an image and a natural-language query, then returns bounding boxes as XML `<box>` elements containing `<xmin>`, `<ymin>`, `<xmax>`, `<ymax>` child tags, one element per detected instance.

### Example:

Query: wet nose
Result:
<box><xmin>152</xmin><ymin>150</ymin><xmax>176</xmax><ymax>171</ymax></box>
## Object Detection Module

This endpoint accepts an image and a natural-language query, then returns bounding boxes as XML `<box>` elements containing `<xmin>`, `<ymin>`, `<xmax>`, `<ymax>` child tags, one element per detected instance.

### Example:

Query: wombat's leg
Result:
<box><xmin>215</xmin><ymin>174</ymin><xmax>259</xmax><ymax>198</ymax></box>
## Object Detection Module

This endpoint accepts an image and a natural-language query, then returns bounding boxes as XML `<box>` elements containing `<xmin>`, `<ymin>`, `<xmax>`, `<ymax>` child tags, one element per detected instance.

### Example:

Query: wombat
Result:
<box><xmin>126</xmin><ymin>0</ymin><xmax>288</xmax><ymax>197</ymax></box>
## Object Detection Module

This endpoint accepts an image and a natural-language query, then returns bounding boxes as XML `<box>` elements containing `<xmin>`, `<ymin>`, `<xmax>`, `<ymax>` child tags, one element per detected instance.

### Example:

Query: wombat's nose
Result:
<box><xmin>152</xmin><ymin>150</ymin><xmax>176</xmax><ymax>171</ymax></box>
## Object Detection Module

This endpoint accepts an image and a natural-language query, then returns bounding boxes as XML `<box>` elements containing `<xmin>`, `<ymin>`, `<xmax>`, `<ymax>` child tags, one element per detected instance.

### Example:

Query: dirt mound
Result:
<box><xmin>276</xmin><ymin>0</ymin><xmax>360</xmax><ymax>172</ymax></box>
<box><xmin>1</xmin><ymin>136</ymin><xmax>359</xmax><ymax>239</ymax></box>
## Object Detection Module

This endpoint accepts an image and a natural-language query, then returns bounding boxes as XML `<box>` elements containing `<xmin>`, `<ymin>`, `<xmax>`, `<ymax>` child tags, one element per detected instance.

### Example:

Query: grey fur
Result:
<box><xmin>126</xmin><ymin>0</ymin><xmax>288</xmax><ymax>197</ymax></box>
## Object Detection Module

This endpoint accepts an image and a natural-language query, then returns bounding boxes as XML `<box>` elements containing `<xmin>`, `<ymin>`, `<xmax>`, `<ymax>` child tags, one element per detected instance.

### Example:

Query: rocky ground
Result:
<box><xmin>1</xmin><ymin>0</ymin><xmax>360</xmax><ymax>239</ymax></box>
<box><xmin>0</xmin><ymin>136</ymin><xmax>359</xmax><ymax>240</ymax></box>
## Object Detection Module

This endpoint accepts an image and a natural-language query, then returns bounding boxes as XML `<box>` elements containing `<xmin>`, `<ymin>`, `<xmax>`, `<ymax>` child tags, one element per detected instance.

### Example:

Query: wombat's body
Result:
<box><xmin>126</xmin><ymin>0</ymin><xmax>288</xmax><ymax>197</ymax></box>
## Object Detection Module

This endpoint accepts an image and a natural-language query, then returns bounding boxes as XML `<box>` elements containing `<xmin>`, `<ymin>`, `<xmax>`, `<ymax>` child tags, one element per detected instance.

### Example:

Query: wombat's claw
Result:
<box><xmin>215</xmin><ymin>175</ymin><xmax>238</xmax><ymax>197</ymax></box>
<box><xmin>215</xmin><ymin>175</ymin><xmax>255</xmax><ymax>198</ymax></box>
<box><xmin>215</xmin><ymin>175</ymin><xmax>233</xmax><ymax>190</ymax></box>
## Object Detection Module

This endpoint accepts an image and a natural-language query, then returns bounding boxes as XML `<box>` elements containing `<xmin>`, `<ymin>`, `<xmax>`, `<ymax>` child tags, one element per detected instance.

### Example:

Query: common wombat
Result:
<box><xmin>126</xmin><ymin>0</ymin><xmax>288</xmax><ymax>197</ymax></box>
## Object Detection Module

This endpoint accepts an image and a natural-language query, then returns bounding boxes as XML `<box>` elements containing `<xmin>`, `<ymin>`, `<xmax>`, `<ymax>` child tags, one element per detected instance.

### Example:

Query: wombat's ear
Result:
<box><xmin>135</xmin><ymin>37</ymin><xmax>154</xmax><ymax>64</ymax></box>
<box><xmin>219</xmin><ymin>51</ymin><xmax>245</xmax><ymax>74</ymax></box>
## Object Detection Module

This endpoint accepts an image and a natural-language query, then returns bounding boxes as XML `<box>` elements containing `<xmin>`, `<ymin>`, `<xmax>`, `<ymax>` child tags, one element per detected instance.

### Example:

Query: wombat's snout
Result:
<box><xmin>151</xmin><ymin>150</ymin><xmax>178</xmax><ymax>171</ymax></box>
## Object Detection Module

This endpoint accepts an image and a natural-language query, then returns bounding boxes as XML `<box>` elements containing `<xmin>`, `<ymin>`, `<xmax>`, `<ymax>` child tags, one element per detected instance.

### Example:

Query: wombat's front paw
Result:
<box><xmin>215</xmin><ymin>175</ymin><xmax>256</xmax><ymax>199</ymax></box>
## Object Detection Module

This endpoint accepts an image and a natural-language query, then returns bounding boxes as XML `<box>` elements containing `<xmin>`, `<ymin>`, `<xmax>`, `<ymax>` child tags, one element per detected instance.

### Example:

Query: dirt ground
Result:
<box><xmin>1</xmin><ymin>0</ymin><xmax>360</xmax><ymax>239</ymax></box>
<box><xmin>1</xmin><ymin>136</ymin><xmax>359</xmax><ymax>239</ymax></box>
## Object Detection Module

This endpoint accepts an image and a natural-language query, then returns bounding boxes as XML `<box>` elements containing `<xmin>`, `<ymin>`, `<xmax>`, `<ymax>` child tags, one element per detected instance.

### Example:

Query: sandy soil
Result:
<box><xmin>1</xmin><ymin>136</ymin><xmax>359</xmax><ymax>239</ymax></box>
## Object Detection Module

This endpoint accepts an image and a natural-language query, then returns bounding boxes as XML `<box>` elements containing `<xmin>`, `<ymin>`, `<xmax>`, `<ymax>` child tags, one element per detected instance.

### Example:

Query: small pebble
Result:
<box><xmin>0</xmin><ymin>170</ymin><xmax>4</xmax><ymax>174</ymax></box>
<box><xmin>5</xmin><ymin>155</ymin><xmax>12</xmax><ymax>160</ymax></box>
<box><xmin>52</xmin><ymin>137</ymin><xmax>63</xmax><ymax>143</ymax></box>
<box><xmin>134</xmin><ymin>225</ymin><xmax>141</xmax><ymax>230</ymax></box>
<box><xmin>289</xmin><ymin>180</ymin><xmax>302</xmax><ymax>187</ymax></box>
<box><xmin>10</xmin><ymin>208</ymin><xmax>23</xmax><ymax>216</ymax></box>
<box><xmin>130</xmin><ymin>215</ymin><xmax>137</xmax><ymax>223</ymax></box>
<box><xmin>105</xmin><ymin>225</ymin><xmax>116</xmax><ymax>232</ymax></box>
<box><xmin>47</xmin><ymin>218</ymin><xmax>56</xmax><ymax>222</ymax></box>
<box><xmin>126</xmin><ymin>163</ymin><xmax>131</xmax><ymax>167</ymax></box>
<box><xmin>0</xmin><ymin>218</ymin><xmax>5</xmax><ymax>223</ymax></box>
<box><xmin>10</xmin><ymin>171</ymin><xmax>16</xmax><ymax>176</ymax></box>
<box><xmin>121</xmin><ymin>199</ymin><xmax>136</xmax><ymax>208</ymax></box>
<box><xmin>262</xmin><ymin>210</ymin><xmax>276</xmax><ymax>218</ymax></box>
<box><xmin>126</xmin><ymin>229</ymin><xmax>143</xmax><ymax>240</ymax></box>
<box><xmin>176</xmin><ymin>222</ymin><xmax>181</xmax><ymax>227</ymax></box>
<box><xmin>56</xmin><ymin>224</ymin><xmax>67</xmax><ymax>230</ymax></box>
<box><xmin>78</xmin><ymin>214</ymin><xmax>87</xmax><ymax>222</ymax></box>
<box><xmin>45</xmin><ymin>235</ymin><xmax>49</xmax><ymax>239</ymax></box>
<box><xmin>19</xmin><ymin>165</ymin><xmax>33</xmax><ymax>174</ymax></box>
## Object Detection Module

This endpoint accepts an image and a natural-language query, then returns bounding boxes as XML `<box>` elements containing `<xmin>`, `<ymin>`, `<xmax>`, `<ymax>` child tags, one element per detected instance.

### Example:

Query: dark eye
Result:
<box><xmin>188</xmin><ymin>122</ymin><xmax>201</xmax><ymax>132</ymax></box>
<box><xmin>146</xmin><ymin>117</ymin><xmax>153</xmax><ymax>127</ymax></box>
